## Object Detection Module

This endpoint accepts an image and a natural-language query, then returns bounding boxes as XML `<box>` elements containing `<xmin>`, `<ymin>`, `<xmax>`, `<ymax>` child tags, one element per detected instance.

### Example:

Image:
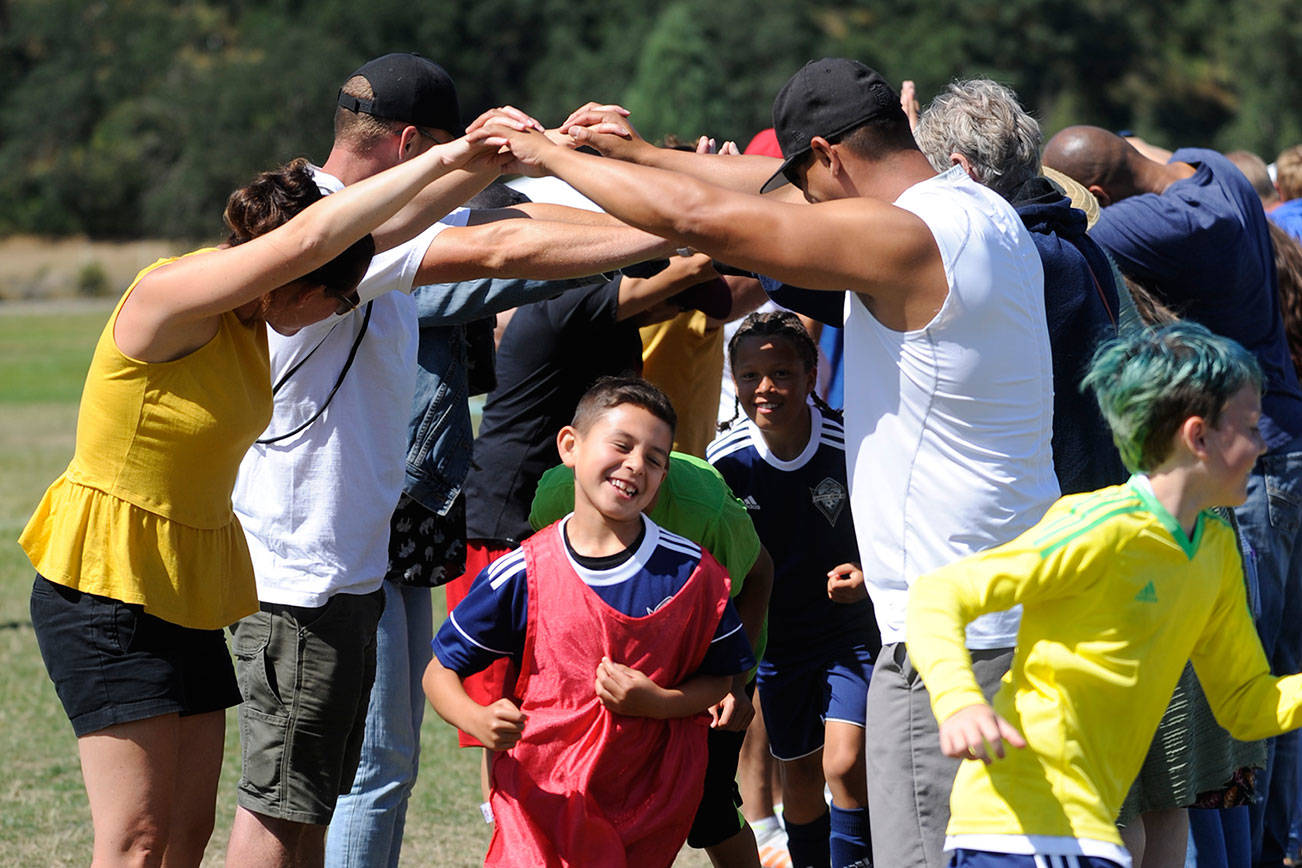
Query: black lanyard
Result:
<box><xmin>256</xmin><ymin>300</ymin><xmax>373</xmax><ymax>445</ymax></box>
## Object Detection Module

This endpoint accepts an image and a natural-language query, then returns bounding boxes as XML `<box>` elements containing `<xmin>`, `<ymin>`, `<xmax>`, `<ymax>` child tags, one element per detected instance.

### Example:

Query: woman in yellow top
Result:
<box><xmin>19</xmin><ymin>121</ymin><xmax>516</xmax><ymax>866</ymax></box>
<box><xmin>907</xmin><ymin>323</ymin><xmax>1302</xmax><ymax>868</ymax></box>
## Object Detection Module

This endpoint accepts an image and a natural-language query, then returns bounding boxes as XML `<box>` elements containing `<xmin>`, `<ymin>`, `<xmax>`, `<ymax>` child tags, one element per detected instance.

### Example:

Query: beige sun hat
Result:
<box><xmin>1041</xmin><ymin>165</ymin><xmax>1101</xmax><ymax>228</ymax></box>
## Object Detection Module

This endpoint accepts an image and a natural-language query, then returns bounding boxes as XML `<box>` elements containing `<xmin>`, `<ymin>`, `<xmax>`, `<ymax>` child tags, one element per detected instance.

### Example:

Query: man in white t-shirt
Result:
<box><xmin>225</xmin><ymin>54</ymin><xmax>673</xmax><ymax>868</ymax></box>
<box><xmin>487</xmin><ymin>58</ymin><xmax>1056</xmax><ymax>868</ymax></box>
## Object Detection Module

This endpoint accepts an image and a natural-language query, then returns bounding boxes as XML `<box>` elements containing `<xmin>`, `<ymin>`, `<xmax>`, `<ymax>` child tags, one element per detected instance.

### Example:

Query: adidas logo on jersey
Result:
<box><xmin>741</xmin><ymin>495</ymin><xmax>762</xmax><ymax>511</ymax></box>
<box><xmin>1134</xmin><ymin>581</ymin><xmax>1158</xmax><ymax>603</ymax></box>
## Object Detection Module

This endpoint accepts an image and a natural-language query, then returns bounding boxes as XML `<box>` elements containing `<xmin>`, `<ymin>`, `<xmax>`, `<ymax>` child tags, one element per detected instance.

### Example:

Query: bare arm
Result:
<box><xmin>370</xmin><ymin>168</ymin><xmax>496</xmax><ymax>252</ymax></box>
<box><xmin>422</xmin><ymin>656</ymin><xmax>527</xmax><ymax>750</ymax></box>
<box><xmin>560</xmin><ymin>103</ymin><xmax>780</xmax><ymax>194</ymax></box>
<box><xmin>734</xmin><ymin>545</ymin><xmax>772</xmax><ymax>651</ymax></box>
<box><xmin>615</xmin><ymin>252</ymin><xmax>719</xmax><ymax>321</ymax></box>
<box><xmin>413</xmin><ymin>215</ymin><xmax>675</xmax><ymax>285</ymax></box>
<box><xmin>495</xmin><ymin>125</ymin><xmax>944</xmax><ymax>309</ymax></box>
<box><xmin>595</xmin><ymin>656</ymin><xmax>730</xmax><ymax>719</ymax></box>
<box><xmin>370</xmin><ymin>106</ymin><xmax>548</xmax><ymax>251</ymax></box>
<box><xmin>122</xmin><ymin>127</ymin><xmax>512</xmax><ymax>360</ymax></box>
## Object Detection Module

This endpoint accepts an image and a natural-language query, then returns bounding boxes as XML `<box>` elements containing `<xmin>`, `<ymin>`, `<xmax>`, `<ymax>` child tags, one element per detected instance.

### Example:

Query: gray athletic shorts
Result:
<box><xmin>864</xmin><ymin>642</ymin><xmax>1013</xmax><ymax>868</ymax></box>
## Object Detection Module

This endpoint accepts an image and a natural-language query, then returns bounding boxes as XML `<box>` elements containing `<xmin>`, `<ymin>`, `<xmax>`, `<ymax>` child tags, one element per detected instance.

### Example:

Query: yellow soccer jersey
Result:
<box><xmin>907</xmin><ymin>477</ymin><xmax>1302</xmax><ymax>850</ymax></box>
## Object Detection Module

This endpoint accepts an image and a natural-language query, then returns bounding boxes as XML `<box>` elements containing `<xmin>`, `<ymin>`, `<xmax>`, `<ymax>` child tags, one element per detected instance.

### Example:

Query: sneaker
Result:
<box><xmin>754</xmin><ymin>825</ymin><xmax>792</xmax><ymax>868</ymax></box>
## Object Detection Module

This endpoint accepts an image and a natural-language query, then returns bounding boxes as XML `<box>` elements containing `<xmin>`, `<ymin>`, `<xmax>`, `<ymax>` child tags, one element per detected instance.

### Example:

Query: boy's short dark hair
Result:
<box><xmin>571</xmin><ymin>377</ymin><xmax>677</xmax><ymax>436</ymax></box>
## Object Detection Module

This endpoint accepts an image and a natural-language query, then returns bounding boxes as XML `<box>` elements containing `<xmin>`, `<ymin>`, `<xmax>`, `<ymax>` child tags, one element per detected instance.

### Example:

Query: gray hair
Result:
<box><xmin>914</xmin><ymin>79</ymin><xmax>1042</xmax><ymax>200</ymax></box>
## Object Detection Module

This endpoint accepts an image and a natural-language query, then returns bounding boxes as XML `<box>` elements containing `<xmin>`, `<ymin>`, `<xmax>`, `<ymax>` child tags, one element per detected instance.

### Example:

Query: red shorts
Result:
<box><xmin>446</xmin><ymin>540</ymin><xmax>518</xmax><ymax>748</ymax></box>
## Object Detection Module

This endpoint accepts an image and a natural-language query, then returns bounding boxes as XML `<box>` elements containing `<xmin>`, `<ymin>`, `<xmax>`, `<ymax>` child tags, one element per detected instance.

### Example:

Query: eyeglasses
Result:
<box><xmin>333</xmin><ymin>288</ymin><xmax>361</xmax><ymax>316</ymax></box>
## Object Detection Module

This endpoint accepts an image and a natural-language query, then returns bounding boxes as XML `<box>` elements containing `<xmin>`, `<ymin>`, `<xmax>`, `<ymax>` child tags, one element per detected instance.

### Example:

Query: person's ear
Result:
<box><xmin>949</xmin><ymin>152</ymin><xmax>978</xmax><ymax>182</ymax></box>
<box><xmin>1088</xmin><ymin>184</ymin><xmax>1111</xmax><ymax>207</ymax></box>
<box><xmin>557</xmin><ymin>425</ymin><xmax>580</xmax><ymax>468</ymax></box>
<box><xmin>1180</xmin><ymin>415</ymin><xmax>1210</xmax><ymax>458</ymax></box>
<box><xmin>810</xmin><ymin>136</ymin><xmax>836</xmax><ymax>171</ymax></box>
<box><xmin>397</xmin><ymin>126</ymin><xmax>423</xmax><ymax>162</ymax></box>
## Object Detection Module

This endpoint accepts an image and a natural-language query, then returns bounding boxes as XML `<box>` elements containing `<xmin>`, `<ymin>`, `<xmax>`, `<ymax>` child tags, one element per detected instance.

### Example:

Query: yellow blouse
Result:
<box><xmin>19</xmin><ymin>253</ymin><xmax>272</xmax><ymax>629</ymax></box>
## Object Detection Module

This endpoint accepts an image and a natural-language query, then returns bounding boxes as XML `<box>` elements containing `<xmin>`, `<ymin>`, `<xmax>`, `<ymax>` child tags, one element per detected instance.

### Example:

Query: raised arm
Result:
<box><xmin>369</xmin><ymin>106</ymin><xmax>548</xmax><ymax>251</ymax></box>
<box><xmin>493</xmin><ymin>123</ymin><xmax>942</xmax><ymax>308</ymax></box>
<box><xmin>128</xmin><ymin>128</ymin><xmax>513</xmax><ymax>335</ymax></box>
<box><xmin>561</xmin><ymin>103</ymin><xmax>782</xmax><ymax>195</ymax></box>
<box><xmin>413</xmin><ymin>212</ymin><xmax>675</xmax><ymax>285</ymax></box>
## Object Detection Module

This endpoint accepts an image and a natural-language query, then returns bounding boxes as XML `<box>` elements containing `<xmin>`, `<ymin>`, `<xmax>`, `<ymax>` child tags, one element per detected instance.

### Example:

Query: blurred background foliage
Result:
<box><xmin>1</xmin><ymin>0</ymin><xmax>1299</xmax><ymax>239</ymax></box>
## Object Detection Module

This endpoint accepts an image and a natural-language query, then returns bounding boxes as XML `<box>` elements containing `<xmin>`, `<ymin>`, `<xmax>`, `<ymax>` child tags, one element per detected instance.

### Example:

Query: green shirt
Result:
<box><xmin>530</xmin><ymin>450</ymin><xmax>767</xmax><ymax>663</ymax></box>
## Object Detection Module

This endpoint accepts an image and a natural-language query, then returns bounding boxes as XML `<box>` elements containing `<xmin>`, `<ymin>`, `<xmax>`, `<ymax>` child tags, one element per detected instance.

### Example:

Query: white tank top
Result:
<box><xmin>844</xmin><ymin>167</ymin><xmax>1057</xmax><ymax>648</ymax></box>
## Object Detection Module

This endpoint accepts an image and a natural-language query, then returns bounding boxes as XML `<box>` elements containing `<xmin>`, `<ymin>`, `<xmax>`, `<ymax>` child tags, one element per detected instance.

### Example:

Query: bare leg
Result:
<box><xmin>739</xmin><ymin>694</ymin><xmax>779</xmax><ymax>822</ymax></box>
<box><xmin>1122</xmin><ymin>816</ymin><xmax>1146</xmax><ymax>865</ymax></box>
<box><xmin>78</xmin><ymin>711</ymin><xmax>222</xmax><ymax>868</ymax></box>
<box><xmin>161</xmin><ymin>711</ymin><xmax>225</xmax><ymax>866</ymax></box>
<box><xmin>780</xmin><ymin>751</ymin><xmax>826</xmax><ymax>825</ymax></box>
<box><xmin>226</xmin><ymin>807</ymin><xmax>325</xmax><ymax>868</ymax></box>
<box><xmin>706</xmin><ymin>824</ymin><xmax>763</xmax><ymax>868</ymax></box>
<box><xmin>822</xmin><ymin>721</ymin><xmax>867</xmax><ymax>810</ymax></box>
<box><xmin>1139</xmin><ymin>808</ymin><xmax>1189</xmax><ymax>868</ymax></box>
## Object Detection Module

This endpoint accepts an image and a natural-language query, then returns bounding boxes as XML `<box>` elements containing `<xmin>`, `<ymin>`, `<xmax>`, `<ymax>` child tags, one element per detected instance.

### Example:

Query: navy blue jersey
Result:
<box><xmin>434</xmin><ymin>514</ymin><xmax>755</xmax><ymax>678</ymax></box>
<box><xmin>707</xmin><ymin>406</ymin><xmax>879</xmax><ymax>663</ymax></box>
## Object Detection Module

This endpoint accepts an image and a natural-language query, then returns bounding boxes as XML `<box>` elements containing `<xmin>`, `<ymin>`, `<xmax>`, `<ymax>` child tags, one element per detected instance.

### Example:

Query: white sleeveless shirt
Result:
<box><xmin>843</xmin><ymin>166</ymin><xmax>1057</xmax><ymax>648</ymax></box>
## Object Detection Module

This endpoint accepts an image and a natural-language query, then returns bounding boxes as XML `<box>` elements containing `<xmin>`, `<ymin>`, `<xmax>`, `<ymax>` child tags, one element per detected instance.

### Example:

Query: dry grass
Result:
<box><xmin>0</xmin><ymin>236</ymin><xmax>188</xmax><ymax>300</ymax></box>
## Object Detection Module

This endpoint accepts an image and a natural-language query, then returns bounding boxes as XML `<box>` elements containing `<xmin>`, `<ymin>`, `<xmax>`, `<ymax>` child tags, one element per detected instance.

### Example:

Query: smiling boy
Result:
<box><xmin>906</xmin><ymin>323</ymin><xmax>1302</xmax><ymax>868</ymax></box>
<box><xmin>424</xmin><ymin>377</ymin><xmax>754</xmax><ymax>867</ymax></box>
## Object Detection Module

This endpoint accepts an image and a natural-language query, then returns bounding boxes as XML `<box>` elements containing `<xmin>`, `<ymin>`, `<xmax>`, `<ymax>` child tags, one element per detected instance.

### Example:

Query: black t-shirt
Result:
<box><xmin>464</xmin><ymin>277</ymin><xmax>643</xmax><ymax>543</ymax></box>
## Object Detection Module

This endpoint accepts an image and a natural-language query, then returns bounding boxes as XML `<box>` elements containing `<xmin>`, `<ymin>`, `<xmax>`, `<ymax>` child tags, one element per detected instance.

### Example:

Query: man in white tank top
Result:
<box><xmin>487</xmin><ymin>57</ymin><xmax>1057</xmax><ymax>868</ymax></box>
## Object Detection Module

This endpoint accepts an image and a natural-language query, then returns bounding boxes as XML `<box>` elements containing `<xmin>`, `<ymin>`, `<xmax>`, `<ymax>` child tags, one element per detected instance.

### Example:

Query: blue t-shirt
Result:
<box><xmin>434</xmin><ymin>514</ymin><xmax>755</xmax><ymax>678</ymax></box>
<box><xmin>706</xmin><ymin>406</ymin><xmax>879</xmax><ymax>665</ymax></box>
<box><xmin>1271</xmin><ymin>198</ymin><xmax>1302</xmax><ymax>245</ymax></box>
<box><xmin>1090</xmin><ymin>147</ymin><xmax>1302</xmax><ymax>449</ymax></box>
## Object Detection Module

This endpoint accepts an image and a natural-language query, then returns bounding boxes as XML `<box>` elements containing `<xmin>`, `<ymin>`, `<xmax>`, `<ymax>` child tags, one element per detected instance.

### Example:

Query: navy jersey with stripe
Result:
<box><xmin>707</xmin><ymin>405</ymin><xmax>879</xmax><ymax>664</ymax></box>
<box><xmin>434</xmin><ymin>514</ymin><xmax>755</xmax><ymax>678</ymax></box>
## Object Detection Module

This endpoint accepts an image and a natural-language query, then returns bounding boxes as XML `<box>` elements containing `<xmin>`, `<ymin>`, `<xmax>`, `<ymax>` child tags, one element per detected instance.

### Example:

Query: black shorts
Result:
<box><xmin>30</xmin><ymin>574</ymin><xmax>241</xmax><ymax>737</ymax></box>
<box><xmin>687</xmin><ymin>680</ymin><xmax>756</xmax><ymax>849</ymax></box>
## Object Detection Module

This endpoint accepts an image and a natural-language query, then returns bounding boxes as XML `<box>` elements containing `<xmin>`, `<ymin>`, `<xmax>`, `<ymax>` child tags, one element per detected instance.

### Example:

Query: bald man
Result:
<box><xmin>1046</xmin><ymin>125</ymin><xmax>1302</xmax><ymax>867</ymax></box>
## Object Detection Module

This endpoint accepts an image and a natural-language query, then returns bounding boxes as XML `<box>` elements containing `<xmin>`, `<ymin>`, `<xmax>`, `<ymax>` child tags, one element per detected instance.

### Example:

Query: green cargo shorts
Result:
<box><xmin>232</xmin><ymin>588</ymin><xmax>384</xmax><ymax>825</ymax></box>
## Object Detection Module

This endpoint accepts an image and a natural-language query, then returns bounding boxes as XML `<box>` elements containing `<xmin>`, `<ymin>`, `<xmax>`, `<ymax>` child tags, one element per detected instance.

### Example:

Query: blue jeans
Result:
<box><xmin>1188</xmin><ymin>806</ymin><xmax>1252</xmax><ymax>868</ymax></box>
<box><xmin>1236</xmin><ymin>445</ymin><xmax>1302</xmax><ymax>866</ymax></box>
<box><xmin>325</xmin><ymin>582</ymin><xmax>433</xmax><ymax>868</ymax></box>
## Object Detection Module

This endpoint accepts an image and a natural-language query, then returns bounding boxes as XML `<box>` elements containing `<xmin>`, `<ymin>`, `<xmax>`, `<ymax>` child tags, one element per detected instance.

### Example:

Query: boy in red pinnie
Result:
<box><xmin>424</xmin><ymin>377</ymin><xmax>755</xmax><ymax>867</ymax></box>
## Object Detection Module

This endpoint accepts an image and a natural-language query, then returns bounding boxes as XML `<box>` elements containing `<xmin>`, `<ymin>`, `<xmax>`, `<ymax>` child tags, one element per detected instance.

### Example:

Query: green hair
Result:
<box><xmin>1082</xmin><ymin>321</ymin><xmax>1262</xmax><ymax>472</ymax></box>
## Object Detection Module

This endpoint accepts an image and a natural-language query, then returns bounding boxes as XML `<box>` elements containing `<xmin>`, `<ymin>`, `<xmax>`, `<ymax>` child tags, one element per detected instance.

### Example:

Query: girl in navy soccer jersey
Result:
<box><xmin>708</xmin><ymin>311</ymin><xmax>879</xmax><ymax>868</ymax></box>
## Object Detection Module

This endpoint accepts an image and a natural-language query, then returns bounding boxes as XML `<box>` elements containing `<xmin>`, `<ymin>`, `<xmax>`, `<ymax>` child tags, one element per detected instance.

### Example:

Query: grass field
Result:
<box><xmin>0</xmin><ymin>301</ymin><xmax>710</xmax><ymax>866</ymax></box>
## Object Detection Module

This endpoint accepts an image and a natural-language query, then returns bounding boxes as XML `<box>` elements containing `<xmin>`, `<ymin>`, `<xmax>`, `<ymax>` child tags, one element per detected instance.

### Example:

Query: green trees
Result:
<box><xmin>1</xmin><ymin>0</ymin><xmax>1298</xmax><ymax>240</ymax></box>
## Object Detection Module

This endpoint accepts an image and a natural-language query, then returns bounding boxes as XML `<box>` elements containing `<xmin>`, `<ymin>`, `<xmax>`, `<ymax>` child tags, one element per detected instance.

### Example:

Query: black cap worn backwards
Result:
<box><xmin>336</xmin><ymin>53</ymin><xmax>465</xmax><ymax>136</ymax></box>
<box><xmin>760</xmin><ymin>58</ymin><xmax>906</xmax><ymax>193</ymax></box>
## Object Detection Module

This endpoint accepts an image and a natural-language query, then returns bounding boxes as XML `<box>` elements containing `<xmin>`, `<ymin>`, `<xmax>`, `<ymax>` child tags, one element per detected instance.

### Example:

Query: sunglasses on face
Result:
<box><xmin>333</xmin><ymin>288</ymin><xmax>361</xmax><ymax>316</ymax></box>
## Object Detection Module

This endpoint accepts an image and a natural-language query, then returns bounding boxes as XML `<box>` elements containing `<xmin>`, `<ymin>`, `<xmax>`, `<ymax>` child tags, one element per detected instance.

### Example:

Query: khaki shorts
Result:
<box><xmin>233</xmin><ymin>588</ymin><xmax>384</xmax><ymax>825</ymax></box>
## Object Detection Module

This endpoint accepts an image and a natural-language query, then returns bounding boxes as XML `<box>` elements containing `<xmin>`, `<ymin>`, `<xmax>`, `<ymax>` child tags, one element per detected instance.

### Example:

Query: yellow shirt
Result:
<box><xmin>19</xmin><ymin>253</ymin><xmax>271</xmax><ymax>629</ymax></box>
<box><xmin>640</xmin><ymin>310</ymin><xmax>724</xmax><ymax>458</ymax></box>
<box><xmin>907</xmin><ymin>477</ymin><xmax>1302</xmax><ymax>849</ymax></box>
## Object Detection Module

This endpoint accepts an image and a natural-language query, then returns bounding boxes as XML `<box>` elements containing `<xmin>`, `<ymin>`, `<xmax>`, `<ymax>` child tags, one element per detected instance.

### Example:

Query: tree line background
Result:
<box><xmin>2</xmin><ymin>0</ymin><xmax>1299</xmax><ymax>240</ymax></box>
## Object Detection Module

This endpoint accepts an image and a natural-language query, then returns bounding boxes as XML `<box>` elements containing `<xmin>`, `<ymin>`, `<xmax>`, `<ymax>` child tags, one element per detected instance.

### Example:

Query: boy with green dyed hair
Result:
<box><xmin>907</xmin><ymin>322</ymin><xmax>1302</xmax><ymax>867</ymax></box>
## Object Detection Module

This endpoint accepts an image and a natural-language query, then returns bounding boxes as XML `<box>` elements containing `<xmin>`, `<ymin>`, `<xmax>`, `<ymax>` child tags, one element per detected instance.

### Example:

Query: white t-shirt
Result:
<box><xmin>843</xmin><ymin>166</ymin><xmax>1058</xmax><ymax>649</ymax></box>
<box><xmin>233</xmin><ymin>166</ymin><xmax>470</xmax><ymax>607</ymax></box>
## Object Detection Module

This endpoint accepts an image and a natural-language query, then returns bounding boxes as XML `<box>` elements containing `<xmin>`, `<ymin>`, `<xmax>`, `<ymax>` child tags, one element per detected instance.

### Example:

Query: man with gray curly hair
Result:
<box><xmin>914</xmin><ymin>79</ymin><xmax>1042</xmax><ymax>200</ymax></box>
<box><xmin>916</xmin><ymin>78</ymin><xmax>1128</xmax><ymax>499</ymax></box>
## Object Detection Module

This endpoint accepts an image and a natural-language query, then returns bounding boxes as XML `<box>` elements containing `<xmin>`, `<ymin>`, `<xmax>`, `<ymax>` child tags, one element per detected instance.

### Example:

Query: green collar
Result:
<box><xmin>1127</xmin><ymin>474</ymin><xmax>1205</xmax><ymax>559</ymax></box>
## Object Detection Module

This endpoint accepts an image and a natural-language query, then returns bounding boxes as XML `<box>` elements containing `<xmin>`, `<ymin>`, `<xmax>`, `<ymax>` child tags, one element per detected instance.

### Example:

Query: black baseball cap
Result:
<box><xmin>336</xmin><ymin>53</ymin><xmax>464</xmax><ymax>136</ymax></box>
<box><xmin>760</xmin><ymin>58</ymin><xmax>906</xmax><ymax>193</ymax></box>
